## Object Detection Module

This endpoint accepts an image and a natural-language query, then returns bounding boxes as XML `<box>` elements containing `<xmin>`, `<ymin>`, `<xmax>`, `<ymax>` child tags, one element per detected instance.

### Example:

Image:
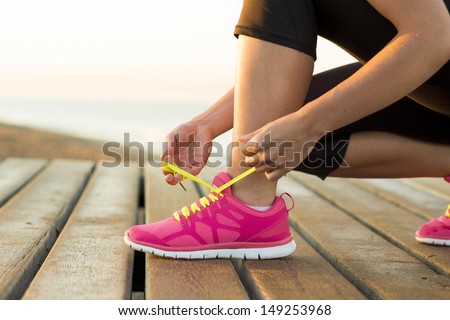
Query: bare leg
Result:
<box><xmin>331</xmin><ymin>131</ymin><xmax>450</xmax><ymax>178</ymax></box>
<box><xmin>229</xmin><ymin>36</ymin><xmax>314</xmax><ymax>206</ymax></box>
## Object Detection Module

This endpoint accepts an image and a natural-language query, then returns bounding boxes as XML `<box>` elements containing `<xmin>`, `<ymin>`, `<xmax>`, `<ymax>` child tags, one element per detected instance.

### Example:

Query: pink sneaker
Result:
<box><xmin>124</xmin><ymin>172</ymin><xmax>296</xmax><ymax>259</ymax></box>
<box><xmin>415</xmin><ymin>205</ymin><xmax>450</xmax><ymax>246</ymax></box>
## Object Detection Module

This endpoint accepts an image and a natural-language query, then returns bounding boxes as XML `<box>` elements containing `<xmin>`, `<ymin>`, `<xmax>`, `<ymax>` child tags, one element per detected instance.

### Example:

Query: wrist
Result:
<box><xmin>187</xmin><ymin>118</ymin><xmax>216</xmax><ymax>139</ymax></box>
<box><xmin>293</xmin><ymin>105</ymin><xmax>327</xmax><ymax>141</ymax></box>
<box><xmin>191</xmin><ymin>113</ymin><xmax>229</xmax><ymax>139</ymax></box>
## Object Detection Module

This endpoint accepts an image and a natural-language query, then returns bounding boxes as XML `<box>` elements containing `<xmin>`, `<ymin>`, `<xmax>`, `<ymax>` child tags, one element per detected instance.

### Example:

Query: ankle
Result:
<box><xmin>232</xmin><ymin>186</ymin><xmax>276</xmax><ymax>206</ymax></box>
<box><xmin>227</xmin><ymin>170</ymin><xmax>276</xmax><ymax>206</ymax></box>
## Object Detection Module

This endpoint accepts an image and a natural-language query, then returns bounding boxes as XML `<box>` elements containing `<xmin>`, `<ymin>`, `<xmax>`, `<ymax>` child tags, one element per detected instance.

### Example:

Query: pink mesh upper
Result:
<box><xmin>195</xmin><ymin>222</ymin><xmax>214</xmax><ymax>244</ymax></box>
<box><xmin>125</xmin><ymin>172</ymin><xmax>293</xmax><ymax>251</ymax></box>
<box><xmin>166</xmin><ymin>235</ymin><xmax>201</xmax><ymax>247</ymax></box>
<box><xmin>228</xmin><ymin>210</ymin><xmax>244</xmax><ymax>220</ymax></box>
<box><xmin>149</xmin><ymin>220</ymin><xmax>183</xmax><ymax>239</ymax></box>
<box><xmin>416</xmin><ymin>208</ymin><xmax>450</xmax><ymax>240</ymax></box>
<box><xmin>217</xmin><ymin>229</ymin><xmax>240</xmax><ymax>242</ymax></box>
<box><xmin>216</xmin><ymin>214</ymin><xmax>241</xmax><ymax>228</ymax></box>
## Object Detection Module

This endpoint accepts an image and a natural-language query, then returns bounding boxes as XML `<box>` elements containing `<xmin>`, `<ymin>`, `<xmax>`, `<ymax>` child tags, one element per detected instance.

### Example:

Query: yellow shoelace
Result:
<box><xmin>161</xmin><ymin>161</ymin><xmax>256</xmax><ymax>221</ymax></box>
<box><xmin>446</xmin><ymin>204</ymin><xmax>450</xmax><ymax>218</ymax></box>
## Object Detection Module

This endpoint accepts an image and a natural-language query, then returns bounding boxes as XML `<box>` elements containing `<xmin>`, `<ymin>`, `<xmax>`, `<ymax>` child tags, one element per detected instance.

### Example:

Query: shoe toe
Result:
<box><xmin>416</xmin><ymin>219</ymin><xmax>450</xmax><ymax>239</ymax></box>
<box><xmin>125</xmin><ymin>224</ymin><xmax>162</xmax><ymax>246</ymax></box>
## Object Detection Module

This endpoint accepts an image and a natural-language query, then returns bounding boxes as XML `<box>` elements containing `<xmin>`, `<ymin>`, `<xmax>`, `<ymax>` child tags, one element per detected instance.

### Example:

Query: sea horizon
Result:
<box><xmin>0</xmin><ymin>97</ymin><xmax>233</xmax><ymax>158</ymax></box>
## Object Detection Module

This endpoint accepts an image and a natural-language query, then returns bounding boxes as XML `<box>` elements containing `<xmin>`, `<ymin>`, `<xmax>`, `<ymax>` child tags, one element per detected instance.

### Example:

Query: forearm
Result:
<box><xmin>191</xmin><ymin>87</ymin><xmax>234</xmax><ymax>138</ymax></box>
<box><xmin>300</xmin><ymin>30</ymin><xmax>450</xmax><ymax>135</ymax></box>
<box><xmin>298</xmin><ymin>0</ymin><xmax>450</xmax><ymax>135</ymax></box>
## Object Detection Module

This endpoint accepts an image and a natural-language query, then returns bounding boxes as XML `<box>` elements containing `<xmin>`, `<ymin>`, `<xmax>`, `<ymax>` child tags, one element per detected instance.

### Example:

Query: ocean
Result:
<box><xmin>0</xmin><ymin>98</ymin><xmax>233</xmax><ymax>157</ymax></box>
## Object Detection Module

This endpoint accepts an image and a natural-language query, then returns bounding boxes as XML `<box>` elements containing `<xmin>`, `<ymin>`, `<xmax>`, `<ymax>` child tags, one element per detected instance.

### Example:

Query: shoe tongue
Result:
<box><xmin>212</xmin><ymin>172</ymin><xmax>233</xmax><ymax>196</ymax></box>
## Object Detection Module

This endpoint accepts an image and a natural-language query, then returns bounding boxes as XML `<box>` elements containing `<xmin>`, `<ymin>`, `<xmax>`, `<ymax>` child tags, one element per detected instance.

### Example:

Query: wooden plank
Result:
<box><xmin>280</xmin><ymin>174</ymin><xmax>450</xmax><ymax>299</ymax></box>
<box><xmin>199</xmin><ymin>168</ymin><xmax>365</xmax><ymax>300</ymax></box>
<box><xmin>0</xmin><ymin>159</ymin><xmax>94</xmax><ymax>299</ymax></box>
<box><xmin>401</xmin><ymin>178</ymin><xmax>450</xmax><ymax>200</ymax></box>
<box><xmin>348</xmin><ymin>178</ymin><xmax>448</xmax><ymax>220</ymax></box>
<box><xmin>233</xmin><ymin>233</ymin><xmax>365</xmax><ymax>299</ymax></box>
<box><xmin>0</xmin><ymin>158</ymin><xmax>47</xmax><ymax>207</ymax></box>
<box><xmin>23</xmin><ymin>165</ymin><xmax>140</xmax><ymax>299</ymax></box>
<box><xmin>144</xmin><ymin>167</ymin><xmax>248</xmax><ymax>300</ymax></box>
<box><xmin>293</xmin><ymin>175</ymin><xmax>450</xmax><ymax>277</ymax></box>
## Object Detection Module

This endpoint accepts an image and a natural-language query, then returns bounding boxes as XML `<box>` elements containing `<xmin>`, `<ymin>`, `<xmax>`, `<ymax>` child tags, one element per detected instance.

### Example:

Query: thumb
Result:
<box><xmin>237</xmin><ymin>131</ymin><xmax>256</xmax><ymax>143</ymax></box>
<box><xmin>238</xmin><ymin>131</ymin><xmax>262</xmax><ymax>157</ymax></box>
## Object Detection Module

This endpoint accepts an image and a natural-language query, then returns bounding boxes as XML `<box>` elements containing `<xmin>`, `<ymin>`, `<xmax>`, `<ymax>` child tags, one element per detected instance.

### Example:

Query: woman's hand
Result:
<box><xmin>160</xmin><ymin>88</ymin><xmax>235</xmax><ymax>185</ymax></box>
<box><xmin>238</xmin><ymin>111</ymin><xmax>323</xmax><ymax>181</ymax></box>
<box><xmin>161</xmin><ymin>121</ymin><xmax>214</xmax><ymax>185</ymax></box>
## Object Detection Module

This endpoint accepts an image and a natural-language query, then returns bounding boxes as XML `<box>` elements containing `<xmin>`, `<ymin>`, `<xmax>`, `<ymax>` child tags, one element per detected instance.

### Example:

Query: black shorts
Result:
<box><xmin>234</xmin><ymin>0</ymin><xmax>450</xmax><ymax>179</ymax></box>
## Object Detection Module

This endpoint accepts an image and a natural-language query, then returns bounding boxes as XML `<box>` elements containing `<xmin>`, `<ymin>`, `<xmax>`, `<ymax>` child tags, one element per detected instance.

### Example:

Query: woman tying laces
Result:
<box><xmin>124</xmin><ymin>0</ymin><xmax>450</xmax><ymax>259</ymax></box>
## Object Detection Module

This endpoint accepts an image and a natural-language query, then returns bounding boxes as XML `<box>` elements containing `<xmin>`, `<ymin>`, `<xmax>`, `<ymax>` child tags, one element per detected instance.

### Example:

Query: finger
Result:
<box><xmin>175</xmin><ymin>156</ymin><xmax>191</xmax><ymax>172</ymax></box>
<box><xmin>188</xmin><ymin>162</ymin><xmax>204</xmax><ymax>176</ymax></box>
<box><xmin>265</xmin><ymin>168</ymin><xmax>288</xmax><ymax>181</ymax></box>
<box><xmin>162</xmin><ymin>168</ymin><xmax>171</xmax><ymax>176</ymax></box>
<box><xmin>191</xmin><ymin>153</ymin><xmax>206</xmax><ymax>171</ymax></box>
<box><xmin>165</xmin><ymin>173</ymin><xmax>178</xmax><ymax>185</ymax></box>
<box><xmin>163</xmin><ymin>155</ymin><xmax>177</xmax><ymax>169</ymax></box>
<box><xmin>241</xmin><ymin>141</ymin><xmax>261</xmax><ymax>157</ymax></box>
<box><xmin>161</xmin><ymin>132</ymin><xmax>176</xmax><ymax>161</ymax></box>
<box><xmin>255</xmin><ymin>163</ymin><xmax>269</xmax><ymax>173</ymax></box>
<box><xmin>245</xmin><ymin>151</ymin><xmax>278</xmax><ymax>168</ymax></box>
<box><xmin>160</xmin><ymin>150</ymin><xmax>168</xmax><ymax>162</ymax></box>
<box><xmin>243</xmin><ymin>154</ymin><xmax>268</xmax><ymax>173</ymax></box>
<box><xmin>237</xmin><ymin>132</ymin><xmax>254</xmax><ymax>143</ymax></box>
<box><xmin>161</xmin><ymin>156</ymin><xmax>171</xmax><ymax>176</ymax></box>
<box><xmin>244</xmin><ymin>154</ymin><xmax>260</xmax><ymax>167</ymax></box>
<box><xmin>161</xmin><ymin>155</ymin><xmax>177</xmax><ymax>177</ymax></box>
<box><xmin>254</xmin><ymin>159</ymin><xmax>278</xmax><ymax>173</ymax></box>
<box><xmin>174</xmin><ymin>173</ymin><xmax>183</xmax><ymax>182</ymax></box>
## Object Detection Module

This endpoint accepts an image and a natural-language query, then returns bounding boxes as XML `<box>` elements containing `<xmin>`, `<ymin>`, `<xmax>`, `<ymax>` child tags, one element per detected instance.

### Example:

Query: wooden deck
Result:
<box><xmin>0</xmin><ymin>157</ymin><xmax>449</xmax><ymax>300</ymax></box>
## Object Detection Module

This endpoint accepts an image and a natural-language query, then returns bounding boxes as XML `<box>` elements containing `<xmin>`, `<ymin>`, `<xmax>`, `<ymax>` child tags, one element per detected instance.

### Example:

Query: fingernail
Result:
<box><xmin>244</xmin><ymin>156</ymin><xmax>254</xmax><ymax>165</ymax></box>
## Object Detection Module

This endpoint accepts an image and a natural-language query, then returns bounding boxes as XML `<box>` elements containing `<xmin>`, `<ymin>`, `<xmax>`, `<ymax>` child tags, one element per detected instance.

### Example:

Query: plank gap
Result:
<box><xmin>0</xmin><ymin>160</ymin><xmax>95</xmax><ymax>299</ymax></box>
<box><xmin>0</xmin><ymin>158</ymin><xmax>49</xmax><ymax>207</ymax></box>
<box><xmin>195</xmin><ymin>173</ymin><xmax>261</xmax><ymax>300</ymax></box>
<box><xmin>132</xmin><ymin>180</ymin><xmax>146</xmax><ymax>299</ymax></box>
<box><xmin>230</xmin><ymin>259</ymin><xmax>264</xmax><ymax>300</ymax></box>
<box><xmin>144</xmin><ymin>167</ymin><xmax>249</xmax><ymax>299</ymax></box>
<box><xmin>22</xmin><ymin>164</ymin><xmax>139</xmax><ymax>299</ymax></box>
<box><xmin>347</xmin><ymin>179</ymin><xmax>446</xmax><ymax>221</ymax></box>
<box><xmin>138</xmin><ymin>172</ymin><xmax>146</xmax><ymax>208</ymax></box>
<box><xmin>291</xmin><ymin>175</ymin><xmax>450</xmax><ymax>278</ymax></box>
<box><xmin>131</xmin><ymin>250</ymin><xmax>146</xmax><ymax>298</ymax></box>
<box><xmin>402</xmin><ymin>179</ymin><xmax>449</xmax><ymax>200</ymax></box>
<box><xmin>193</xmin><ymin>181</ymin><xmax>205</xmax><ymax>197</ymax></box>
<box><xmin>288</xmin><ymin>218</ymin><xmax>379</xmax><ymax>300</ymax></box>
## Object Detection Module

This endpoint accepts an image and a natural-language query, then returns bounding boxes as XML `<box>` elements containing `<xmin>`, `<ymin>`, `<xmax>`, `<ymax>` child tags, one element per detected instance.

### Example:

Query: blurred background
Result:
<box><xmin>0</xmin><ymin>0</ymin><xmax>356</xmax><ymax>161</ymax></box>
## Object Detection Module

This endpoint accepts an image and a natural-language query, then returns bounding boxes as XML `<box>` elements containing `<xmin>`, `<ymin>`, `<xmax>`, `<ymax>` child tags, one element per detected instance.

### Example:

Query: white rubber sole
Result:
<box><xmin>124</xmin><ymin>237</ymin><xmax>296</xmax><ymax>260</ymax></box>
<box><xmin>415</xmin><ymin>236</ymin><xmax>450</xmax><ymax>246</ymax></box>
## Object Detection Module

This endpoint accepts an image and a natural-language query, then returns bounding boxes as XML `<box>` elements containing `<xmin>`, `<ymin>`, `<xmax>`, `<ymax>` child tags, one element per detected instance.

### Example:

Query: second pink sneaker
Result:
<box><xmin>124</xmin><ymin>172</ymin><xmax>296</xmax><ymax>259</ymax></box>
<box><xmin>415</xmin><ymin>205</ymin><xmax>450</xmax><ymax>246</ymax></box>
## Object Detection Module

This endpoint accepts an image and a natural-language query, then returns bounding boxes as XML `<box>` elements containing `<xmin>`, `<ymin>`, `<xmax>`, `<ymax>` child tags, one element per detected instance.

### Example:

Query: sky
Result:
<box><xmin>0</xmin><ymin>0</ymin><xmax>356</xmax><ymax>104</ymax></box>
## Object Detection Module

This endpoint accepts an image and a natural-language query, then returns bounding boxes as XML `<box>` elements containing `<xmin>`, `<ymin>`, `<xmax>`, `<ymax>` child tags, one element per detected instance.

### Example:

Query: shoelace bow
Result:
<box><xmin>161</xmin><ymin>161</ymin><xmax>256</xmax><ymax>221</ymax></box>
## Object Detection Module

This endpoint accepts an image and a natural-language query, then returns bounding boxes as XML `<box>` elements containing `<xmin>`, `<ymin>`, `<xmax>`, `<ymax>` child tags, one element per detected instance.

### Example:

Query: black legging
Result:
<box><xmin>234</xmin><ymin>0</ymin><xmax>450</xmax><ymax>179</ymax></box>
